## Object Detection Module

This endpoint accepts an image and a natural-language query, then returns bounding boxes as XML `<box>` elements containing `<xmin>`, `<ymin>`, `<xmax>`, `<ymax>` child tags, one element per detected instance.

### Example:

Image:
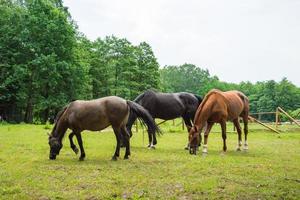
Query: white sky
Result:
<box><xmin>64</xmin><ymin>0</ymin><xmax>300</xmax><ymax>86</ymax></box>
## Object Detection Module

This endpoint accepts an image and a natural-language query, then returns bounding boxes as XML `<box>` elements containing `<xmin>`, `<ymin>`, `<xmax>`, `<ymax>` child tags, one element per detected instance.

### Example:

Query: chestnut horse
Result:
<box><xmin>48</xmin><ymin>96</ymin><xmax>159</xmax><ymax>161</ymax></box>
<box><xmin>189</xmin><ymin>89</ymin><xmax>249</xmax><ymax>154</ymax></box>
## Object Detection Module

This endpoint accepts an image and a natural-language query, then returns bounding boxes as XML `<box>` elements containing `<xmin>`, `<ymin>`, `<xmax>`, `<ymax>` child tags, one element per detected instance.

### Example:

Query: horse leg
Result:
<box><xmin>112</xmin><ymin>127</ymin><xmax>121</xmax><ymax>161</ymax></box>
<box><xmin>199</xmin><ymin>121</ymin><xmax>208</xmax><ymax>147</ymax></box>
<box><xmin>147</xmin><ymin>131</ymin><xmax>153</xmax><ymax>148</ymax></box>
<box><xmin>202</xmin><ymin>122</ymin><xmax>213</xmax><ymax>154</ymax></box>
<box><xmin>75</xmin><ymin>132</ymin><xmax>85</xmax><ymax>161</ymax></box>
<box><xmin>152</xmin><ymin>131</ymin><xmax>157</xmax><ymax>147</ymax></box>
<box><xmin>69</xmin><ymin>132</ymin><xmax>79</xmax><ymax>154</ymax></box>
<box><xmin>121</xmin><ymin>126</ymin><xmax>131</xmax><ymax>159</ymax></box>
<box><xmin>233</xmin><ymin>119</ymin><xmax>242</xmax><ymax>151</ymax></box>
<box><xmin>147</xmin><ymin>130</ymin><xmax>157</xmax><ymax>149</ymax></box>
<box><xmin>220</xmin><ymin>120</ymin><xmax>227</xmax><ymax>152</ymax></box>
<box><xmin>183</xmin><ymin>116</ymin><xmax>193</xmax><ymax>150</ymax></box>
<box><xmin>243</xmin><ymin>116</ymin><xmax>249</xmax><ymax>150</ymax></box>
<box><xmin>120</xmin><ymin>133</ymin><xmax>126</xmax><ymax>148</ymax></box>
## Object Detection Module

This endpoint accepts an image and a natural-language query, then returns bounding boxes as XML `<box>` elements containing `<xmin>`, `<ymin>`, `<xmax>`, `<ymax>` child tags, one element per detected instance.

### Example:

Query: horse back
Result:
<box><xmin>66</xmin><ymin>96</ymin><xmax>129</xmax><ymax>131</ymax></box>
<box><xmin>138</xmin><ymin>91</ymin><xmax>185</xmax><ymax>119</ymax></box>
<box><xmin>222</xmin><ymin>91</ymin><xmax>249</xmax><ymax>119</ymax></box>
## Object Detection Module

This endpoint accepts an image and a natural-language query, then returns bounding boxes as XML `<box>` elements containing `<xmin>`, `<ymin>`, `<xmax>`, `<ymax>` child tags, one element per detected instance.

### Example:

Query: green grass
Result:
<box><xmin>0</xmin><ymin>121</ymin><xmax>299</xmax><ymax>200</ymax></box>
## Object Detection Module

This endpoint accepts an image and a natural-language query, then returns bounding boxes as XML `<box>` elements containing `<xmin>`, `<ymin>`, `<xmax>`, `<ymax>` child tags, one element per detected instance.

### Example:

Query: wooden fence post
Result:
<box><xmin>248</xmin><ymin>116</ymin><xmax>280</xmax><ymax>134</ymax></box>
<box><xmin>275</xmin><ymin>107</ymin><xmax>279</xmax><ymax>128</ymax></box>
<box><xmin>278</xmin><ymin>107</ymin><xmax>300</xmax><ymax>127</ymax></box>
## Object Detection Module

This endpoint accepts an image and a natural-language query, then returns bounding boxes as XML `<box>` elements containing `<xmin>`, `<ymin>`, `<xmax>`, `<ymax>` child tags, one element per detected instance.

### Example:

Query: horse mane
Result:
<box><xmin>134</xmin><ymin>89</ymin><xmax>157</xmax><ymax>103</ymax></box>
<box><xmin>51</xmin><ymin>105</ymin><xmax>68</xmax><ymax>137</ymax></box>
<box><xmin>193</xmin><ymin>94</ymin><xmax>203</xmax><ymax>105</ymax></box>
<box><xmin>133</xmin><ymin>93</ymin><xmax>145</xmax><ymax>103</ymax></box>
<box><xmin>193</xmin><ymin>89</ymin><xmax>222</xmax><ymax>124</ymax></box>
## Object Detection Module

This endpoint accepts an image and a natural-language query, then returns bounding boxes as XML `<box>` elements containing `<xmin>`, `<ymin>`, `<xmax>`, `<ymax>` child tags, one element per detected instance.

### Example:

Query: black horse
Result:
<box><xmin>125</xmin><ymin>90</ymin><xmax>202</xmax><ymax>148</ymax></box>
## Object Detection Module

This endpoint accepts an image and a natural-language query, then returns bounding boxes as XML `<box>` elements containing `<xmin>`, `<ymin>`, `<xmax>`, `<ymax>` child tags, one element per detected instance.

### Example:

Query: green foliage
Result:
<box><xmin>0</xmin><ymin>1</ymin><xmax>160</xmax><ymax>123</ymax></box>
<box><xmin>160</xmin><ymin>64</ymin><xmax>300</xmax><ymax>121</ymax></box>
<box><xmin>1</xmin><ymin>0</ymin><xmax>299</xmax><ymax>124</ymax></box>
<box><xmin>160</xmin><ymin>63</ymin><xmax>211</xmax><ymax>95</ymax></box>
<box><xmin>88</xmin><ymin>36</ymin><xmax>160</xmax><ymax>100</ymax></box>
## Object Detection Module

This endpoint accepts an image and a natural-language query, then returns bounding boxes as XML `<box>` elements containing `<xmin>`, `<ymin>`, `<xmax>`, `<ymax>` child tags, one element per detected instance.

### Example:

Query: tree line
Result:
<box><xmin>1</xmin><ymin>0</ymin><xmax>299</xmax><ymax>123</ymax></box>
<box><xmin>160</xmin><ymin>64</ymin><xmax>300</xmax><ymax>121</ymax></box>
<box><xmin>0</xmin><ymin>0</ymin><xmax>159</xmax><ymax>123</ymax></box>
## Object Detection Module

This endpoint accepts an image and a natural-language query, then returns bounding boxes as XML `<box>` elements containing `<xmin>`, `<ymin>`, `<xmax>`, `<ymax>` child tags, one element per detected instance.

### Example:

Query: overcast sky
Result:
<box><xmin>64</xmin><ymin>0</ymin><xmax>300</xmax><ymax>86</ymax></box>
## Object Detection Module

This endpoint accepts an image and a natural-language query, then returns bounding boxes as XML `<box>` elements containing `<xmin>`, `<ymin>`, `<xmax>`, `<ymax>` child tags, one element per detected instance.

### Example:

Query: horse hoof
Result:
<box><xmin>124</xmin><ymin>156</ymin><xmax>129</xmax><ymax>160</ymax></box>
<box><xmin>184</xmin><ymin>146</ymin><xmax>189</xmax><ymax>150</ymax></box>
<box><xmin>79</xmin><ymin>157</ymin><xmax>85</xmax><ymax>161</ymax></box>
<box><xmin>236</xmin><ymin>147</ymin><xmax>241</xmax><ymax>151</ymax></box>
<box><xmin>111</xmin><ymin>156</ymin><xmax>117</xmax><ymax>161</ymax></box>
<box><xmin>148</xmin><ymin>145</ymin><xmax>155</xmax><ymax>150</ymax></box>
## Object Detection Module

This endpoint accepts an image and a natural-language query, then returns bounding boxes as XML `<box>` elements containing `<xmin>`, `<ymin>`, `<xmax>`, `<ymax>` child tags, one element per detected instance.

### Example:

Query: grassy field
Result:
<box><xmin>0</xmin><ymin>121</ymin><xmax>299</xmax><ymax>200</ymax></box>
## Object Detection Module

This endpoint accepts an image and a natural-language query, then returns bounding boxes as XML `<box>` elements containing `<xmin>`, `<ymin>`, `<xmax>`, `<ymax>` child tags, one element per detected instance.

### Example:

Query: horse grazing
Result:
<box><xmin>126</xmin><ymin>90</ymin><xmax>202</xmax><ymax>148</ymax></box>
<box><xmin>48</xmin><ymin>96</ymin><xmax>159</xmax><ymax>161</ymax></box>
<box><xmin>189</xmin><ymin>89</ymin><xmax>249</xmax><ymax>155</ymax></box>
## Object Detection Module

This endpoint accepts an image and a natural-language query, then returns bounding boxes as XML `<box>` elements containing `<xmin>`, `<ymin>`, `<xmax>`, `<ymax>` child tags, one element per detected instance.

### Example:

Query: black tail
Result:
<box><xmin>127</xmin><ymin>101</ymin><xmax>160</xmax><ymax>135</ymax></box>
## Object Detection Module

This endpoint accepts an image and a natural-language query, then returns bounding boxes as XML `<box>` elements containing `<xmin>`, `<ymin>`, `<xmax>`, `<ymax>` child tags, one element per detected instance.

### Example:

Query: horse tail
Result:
<box><xmin>237</xmin><ymin>91</ymin><xmax>249</xmax><ymax>103</ymax></box>
<box><xmin>236</xmin><ymin>91</ymin><xmax>249</xmax><ymax>114</ymax></box>
<box><xmin>126</xmin><ymin>101</ymin><xmax>161</xmax><ymax>136</ymax></box>
<box><xmin>193</xmin><ymin>94</ymin><xmax>203</xmax><ymax>105</ymax></box>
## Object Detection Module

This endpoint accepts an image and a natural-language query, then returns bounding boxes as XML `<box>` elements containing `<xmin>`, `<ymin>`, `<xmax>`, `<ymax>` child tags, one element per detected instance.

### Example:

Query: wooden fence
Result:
<box><xmin>134</xmin><ymin>107</ymin><xmax>299</xmax><ymax>134</ymax></box>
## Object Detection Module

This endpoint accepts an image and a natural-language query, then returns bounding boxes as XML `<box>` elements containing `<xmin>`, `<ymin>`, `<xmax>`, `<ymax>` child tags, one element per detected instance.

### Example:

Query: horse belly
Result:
<box><xmin>151</xmin><ymin>101</ymin><xmax>184</xmax><ymax>120</ymax></box>
<box><xmin>69</xmin><ymin>111</ymin><xmax>110</xmax><ymax>132</ymax></box>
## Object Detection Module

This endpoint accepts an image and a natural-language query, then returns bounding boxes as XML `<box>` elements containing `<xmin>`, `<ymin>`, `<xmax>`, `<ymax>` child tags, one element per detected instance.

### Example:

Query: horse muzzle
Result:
<box><xmin>49</xmin><ymin>154</ymin><xmax>57</xmax><ymax>160</ymax></box>
<box><xmin>189</xmin><ymin>146</ymin><xmax>197</xmax><ymax>155</ymax></box>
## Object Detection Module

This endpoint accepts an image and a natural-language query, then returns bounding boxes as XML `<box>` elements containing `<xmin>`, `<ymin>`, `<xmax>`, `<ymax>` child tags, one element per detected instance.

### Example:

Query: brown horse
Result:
<box><xmin>189</xmin><ymin>89</ymin><xmax>249</xmax><ymax>155</ymax></box>
<box><xmin>48</xmin><ymin>96</ymin><xmax>159</xmax><ymax>161</ymax></box>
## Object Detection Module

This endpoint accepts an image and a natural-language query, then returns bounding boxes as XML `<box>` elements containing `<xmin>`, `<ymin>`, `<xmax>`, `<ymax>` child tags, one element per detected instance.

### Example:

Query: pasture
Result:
<box><xmin>0</xmin><ymin>121</ymin><xmax>299</xmax><ymax>200</ymax></box>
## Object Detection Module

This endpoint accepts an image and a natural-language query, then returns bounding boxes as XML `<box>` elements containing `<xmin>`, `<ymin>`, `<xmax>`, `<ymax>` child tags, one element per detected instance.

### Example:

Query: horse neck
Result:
<box><xmin>194</xmin><ymin>109</ymin><xmax>209</xmax><ymax>130</ymax></box>
<box><xmin>193</xmin><ymin>100</ymin><xmax>213</xmax><ymax>131</ymax></box>
<box><xmin>52</xmin><ymin>118</ymin><xmax>68</xmax><ymax>142</ymax></box>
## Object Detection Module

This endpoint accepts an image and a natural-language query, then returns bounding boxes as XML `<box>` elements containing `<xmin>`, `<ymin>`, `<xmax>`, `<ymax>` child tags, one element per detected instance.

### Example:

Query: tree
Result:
<box><xmin>160</xmin><ymin>64</ymin><xmax>211</xmax><ymax>95</ymax></box>
<box><xmin>135</xmin><ymin>42</ymin><xmax>160</xmax><ymax>96</ymax></box>
<box><xmin>0</xmin><ymin>0</ymin><xmax>88</xmax><ymax>122</ymax></box>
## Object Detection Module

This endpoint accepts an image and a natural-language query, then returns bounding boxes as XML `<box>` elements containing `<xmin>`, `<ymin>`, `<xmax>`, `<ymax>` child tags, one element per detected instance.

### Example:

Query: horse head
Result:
<box><xmin>188</xmin><ymin>126</ymin><xmax>199</xmax><ymax>155</ymax></box>
<box><xmin>48</xmin><ymin>134</ymin><xmax>63</xmax><ymax>160</ymax></box>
